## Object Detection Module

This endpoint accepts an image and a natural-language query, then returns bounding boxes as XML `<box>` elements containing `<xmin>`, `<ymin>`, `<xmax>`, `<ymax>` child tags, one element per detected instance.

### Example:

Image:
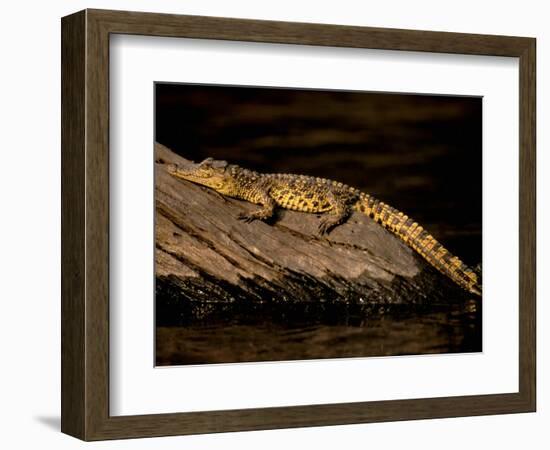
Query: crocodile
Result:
<box><xmin>167</xmin><ymin>158</ymin><xmax>482</xmax><ymax>296</ymax></box>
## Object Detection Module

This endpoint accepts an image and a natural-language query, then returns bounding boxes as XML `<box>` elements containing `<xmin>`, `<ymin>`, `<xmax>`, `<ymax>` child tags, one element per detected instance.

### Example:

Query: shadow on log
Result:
<box><xmin>154</xmin><ymin>142</ymin><xmax>472</xmax><ymax>323</ymax></box>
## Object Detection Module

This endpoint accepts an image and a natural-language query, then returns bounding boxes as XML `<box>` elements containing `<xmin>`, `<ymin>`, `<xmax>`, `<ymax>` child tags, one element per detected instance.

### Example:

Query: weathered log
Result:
<box><xmin>155</xmin><ymin>142</ymin><xmax>471</xmax><ymax>321</ymax></box>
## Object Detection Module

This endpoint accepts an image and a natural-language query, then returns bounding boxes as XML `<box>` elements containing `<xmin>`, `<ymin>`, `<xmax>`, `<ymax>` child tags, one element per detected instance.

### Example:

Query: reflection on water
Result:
<box><xmin>155</xmin><ymin>301</ymin><xmax>481</xmax><ymax>366</ymax></box>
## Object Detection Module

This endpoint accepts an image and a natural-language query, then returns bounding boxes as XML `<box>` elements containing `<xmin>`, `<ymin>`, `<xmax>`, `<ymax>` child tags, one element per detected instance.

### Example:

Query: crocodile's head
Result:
<box><xmin>167</xmin><ymin>157</ymin><xmax>230</xmax><ymax>191</ymax></box>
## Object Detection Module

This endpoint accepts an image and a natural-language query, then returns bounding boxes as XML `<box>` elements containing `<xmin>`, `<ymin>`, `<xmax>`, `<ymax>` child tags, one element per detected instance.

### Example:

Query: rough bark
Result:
<box><xmin>154</xmin><ymin>142</ymin><xmax>470</xmax><ymax>321</ymax></box>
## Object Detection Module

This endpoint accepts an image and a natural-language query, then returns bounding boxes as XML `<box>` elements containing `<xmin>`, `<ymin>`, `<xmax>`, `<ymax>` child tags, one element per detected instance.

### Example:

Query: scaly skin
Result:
<box><xmin>167</xmin><ymin>157</ymin><xmax>482</xmax><ymax>296</ymax></box>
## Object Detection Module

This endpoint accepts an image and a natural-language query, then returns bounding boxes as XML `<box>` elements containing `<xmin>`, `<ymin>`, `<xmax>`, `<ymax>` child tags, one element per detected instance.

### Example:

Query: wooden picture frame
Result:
<box><xmin>61</xmin><ymin>8</ymin><xmax>536</xmax><ymax>441</ymax></box>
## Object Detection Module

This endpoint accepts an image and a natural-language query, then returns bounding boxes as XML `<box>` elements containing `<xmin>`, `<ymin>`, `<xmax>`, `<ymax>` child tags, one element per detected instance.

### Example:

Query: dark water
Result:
<box><xmin>156</xmin><ymin>301</ymin><xmax>481</xmax><ymax>365</ymax></box>
<box><xmin>154</xmin><ymin>83</ymin><xmax>482</xmax><ymax>365</ymax></box>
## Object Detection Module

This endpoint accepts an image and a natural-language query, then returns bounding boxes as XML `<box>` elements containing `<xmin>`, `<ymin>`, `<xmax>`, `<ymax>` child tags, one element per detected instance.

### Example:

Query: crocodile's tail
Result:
<box><xmin>354</xmin><ymin>192</ymin><xmax>482</xmax><ymax>296</ymax></box>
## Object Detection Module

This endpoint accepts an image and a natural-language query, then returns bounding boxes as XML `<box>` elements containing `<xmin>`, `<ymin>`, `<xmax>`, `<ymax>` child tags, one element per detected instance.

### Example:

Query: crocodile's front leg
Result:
<box><xmin>237</xmin><ymin>180</ymin><xmax>276</xmax><ymax>223</ymax></box>
<box><xmin>237</xmin><ymin>202</ymin><xmax>275</xmax><ymax>223</ymax></box>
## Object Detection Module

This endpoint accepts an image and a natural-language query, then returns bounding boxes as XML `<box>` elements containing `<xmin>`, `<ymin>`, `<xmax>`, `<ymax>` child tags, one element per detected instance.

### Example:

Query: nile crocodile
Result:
<box><xmin>167</xmin><ymin>158</ymin><xmax>482</xmax><ymax>296</ymax></box>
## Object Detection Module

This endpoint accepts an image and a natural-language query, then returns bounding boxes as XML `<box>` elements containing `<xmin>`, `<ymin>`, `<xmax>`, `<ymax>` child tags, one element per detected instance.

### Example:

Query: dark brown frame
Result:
<box><xmin>61</xmin><ymin>8</ymin><xmax>536</xmax><ymax>441</ymax></box>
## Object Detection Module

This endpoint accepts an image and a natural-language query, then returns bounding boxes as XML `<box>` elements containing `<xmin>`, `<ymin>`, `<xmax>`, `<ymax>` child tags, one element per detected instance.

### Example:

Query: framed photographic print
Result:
<box><xmin>61</xmin><ymin>9</ymin><xmax>536</xmax><ymax>440</ymax></box>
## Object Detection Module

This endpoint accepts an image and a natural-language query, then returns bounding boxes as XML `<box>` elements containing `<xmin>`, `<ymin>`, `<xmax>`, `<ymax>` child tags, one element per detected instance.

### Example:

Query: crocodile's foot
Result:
<box><xmin>318</xmin><ymin>217</ymin><xmax>338</xmax><ymax>235</ymax></box>
<box><xmin>237</xmin><ymin>211</ymin><xmax>270</xmax><ymax>223</ymax></box>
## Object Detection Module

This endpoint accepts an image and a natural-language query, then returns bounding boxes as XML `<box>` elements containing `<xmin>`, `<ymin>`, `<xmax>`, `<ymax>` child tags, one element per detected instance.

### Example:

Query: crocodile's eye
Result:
<box><xmin>211</xmin><ymin>160</ymin><xmax>228</xmax><ymax>169</ymax></box>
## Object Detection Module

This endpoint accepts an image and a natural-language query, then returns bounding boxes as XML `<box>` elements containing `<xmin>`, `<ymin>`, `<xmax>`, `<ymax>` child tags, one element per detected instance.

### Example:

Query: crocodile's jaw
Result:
<box><xmin>167</xmin><ymin>162</ymin><xmax>227</xmax><ymax>191</ymax></box>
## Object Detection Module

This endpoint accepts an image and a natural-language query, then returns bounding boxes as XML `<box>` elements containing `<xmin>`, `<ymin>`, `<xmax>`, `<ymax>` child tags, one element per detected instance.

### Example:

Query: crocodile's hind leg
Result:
<box><xmin>318</xmin><ymin>192</ymin><xmax>352</xmax><ymax>235</ymax></box>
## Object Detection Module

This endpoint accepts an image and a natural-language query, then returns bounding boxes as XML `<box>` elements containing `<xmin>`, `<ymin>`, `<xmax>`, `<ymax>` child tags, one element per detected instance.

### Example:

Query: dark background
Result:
<box><xmin>155</xmin><ymin>83</ymin><xmax>482</xmax><ymax>265</ymax></box>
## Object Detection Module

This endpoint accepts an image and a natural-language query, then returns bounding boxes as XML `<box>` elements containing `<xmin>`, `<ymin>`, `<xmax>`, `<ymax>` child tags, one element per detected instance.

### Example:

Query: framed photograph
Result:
<box><xmin>61</xmin><ymin>9</ymin><xmax>536</xmax><ymax>440</ymax></box>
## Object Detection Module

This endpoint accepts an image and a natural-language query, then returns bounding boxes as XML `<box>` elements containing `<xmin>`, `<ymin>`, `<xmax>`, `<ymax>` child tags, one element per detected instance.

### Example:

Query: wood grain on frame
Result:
<box><xmin>61</xmin><ymin>8</ymin><xmax>536</xmax><ymax>441</ymax></box>
<box><xmin>61</xmin><ymin>10</ymin><xmax>86</xmax><ymax>438</ymax></box>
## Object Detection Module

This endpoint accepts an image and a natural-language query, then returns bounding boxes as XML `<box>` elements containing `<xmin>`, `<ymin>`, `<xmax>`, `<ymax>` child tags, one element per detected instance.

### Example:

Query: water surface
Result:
<box><xmin>156</xmin><ymin>301</ymin><xmax>481</xmax><ymax>365</ymax></box>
